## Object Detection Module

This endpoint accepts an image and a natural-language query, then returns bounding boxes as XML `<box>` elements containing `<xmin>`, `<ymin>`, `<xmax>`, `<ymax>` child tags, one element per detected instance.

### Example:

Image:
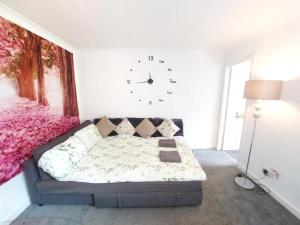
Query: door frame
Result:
<box><xmin>217</xmin><ymin>55</ymin><xmax>255</xmax><ymax>151</ymax></box>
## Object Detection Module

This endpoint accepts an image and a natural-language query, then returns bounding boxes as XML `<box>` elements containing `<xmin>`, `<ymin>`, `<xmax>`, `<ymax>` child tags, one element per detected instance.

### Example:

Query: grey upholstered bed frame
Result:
<box><xmin>23</xmin><ymin>118</ymin><xmax>203</xmax><ymax>208</ymax></box>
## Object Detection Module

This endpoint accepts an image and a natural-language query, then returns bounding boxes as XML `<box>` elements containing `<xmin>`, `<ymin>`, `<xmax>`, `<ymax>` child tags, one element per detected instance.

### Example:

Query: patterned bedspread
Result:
<box><xmin>60</xmin><ymin>135</ymin><xmax>207</xmax><ymax>183</ymax></box>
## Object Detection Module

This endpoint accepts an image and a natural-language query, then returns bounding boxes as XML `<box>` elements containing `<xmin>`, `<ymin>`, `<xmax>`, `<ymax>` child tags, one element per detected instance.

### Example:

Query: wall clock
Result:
<box><xmin>126</xmin><ymin>56</ymin><xmax>177</xmax><ymax>105</ymax></box>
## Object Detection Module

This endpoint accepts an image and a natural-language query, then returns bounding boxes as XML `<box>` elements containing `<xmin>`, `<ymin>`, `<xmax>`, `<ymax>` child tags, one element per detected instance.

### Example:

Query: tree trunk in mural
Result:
<box><xmin>58</xmin><ymin>47</ymin><xmax>67</xmax><ymax>115</ymax></box>
<box><xmin>58</xmin><ymin>47</ymin><xmax>79</xmax><ymax>116</ymax></box>
<box><xmin>35</xmin><ymin>37</ymin><xmax>48</xmax><ymax>106</ymax></box>
<box><xmin>18</xmin><ymin>55</ymin><xmax>36</xmax><ymax>100</ymax></box>
<box><xmin>18</xmin><ymin>31</ymin><xmax>38</xmax><ymax>101</ymax></box>
<box><xmin>65</xmin><ymin>51</ymin><xmax>79</xmax><ymax>116</ymax></box>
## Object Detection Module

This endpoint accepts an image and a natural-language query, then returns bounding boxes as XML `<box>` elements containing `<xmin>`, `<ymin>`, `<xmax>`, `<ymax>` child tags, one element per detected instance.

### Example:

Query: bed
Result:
<box><xmin>23</xmin><ymin>118</ymin><xmax>206</xmax><ymax>208</ymax></box>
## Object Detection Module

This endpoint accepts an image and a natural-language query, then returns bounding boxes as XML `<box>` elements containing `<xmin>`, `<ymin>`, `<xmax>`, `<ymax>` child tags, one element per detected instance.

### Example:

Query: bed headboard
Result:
<box><xmin>93</xmin><ymin>117</ymin><xmax>184</xmax><ymax>137</ymax></box>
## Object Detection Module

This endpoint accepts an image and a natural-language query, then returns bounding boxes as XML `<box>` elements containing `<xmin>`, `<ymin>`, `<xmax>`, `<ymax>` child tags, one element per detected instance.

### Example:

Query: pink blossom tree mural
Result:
<box><xmin>0</xmin><ymin>16</ymin><xmax>80</xmax><ymax>184</ymax></box>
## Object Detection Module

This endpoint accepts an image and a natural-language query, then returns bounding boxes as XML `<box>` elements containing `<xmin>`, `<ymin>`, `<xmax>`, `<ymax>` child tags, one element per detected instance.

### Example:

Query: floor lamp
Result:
<box><xmin>235</xmin><ymin>80</ymin><xmax>283</xmax><ymax>190</ymax></box>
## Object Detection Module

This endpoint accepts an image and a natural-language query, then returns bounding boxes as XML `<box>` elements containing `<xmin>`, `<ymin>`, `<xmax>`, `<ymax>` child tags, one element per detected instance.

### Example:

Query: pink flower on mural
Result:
<box><xmin>0</xmin><ymin>102</ymin><xmax>79</xmax><ymax>184</ymax></box>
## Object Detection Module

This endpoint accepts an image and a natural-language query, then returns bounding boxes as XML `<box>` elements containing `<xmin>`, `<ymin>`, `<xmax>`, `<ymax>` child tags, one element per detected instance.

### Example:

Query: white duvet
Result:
<box><xmin>59</xmin><ymin>135</ymin><xmax>207</xmax><ymax>183</ymax></box>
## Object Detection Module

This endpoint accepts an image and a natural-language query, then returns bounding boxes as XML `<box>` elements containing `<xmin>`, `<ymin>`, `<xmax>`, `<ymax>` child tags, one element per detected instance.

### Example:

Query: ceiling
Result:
<box><xmin>1</xmin><ymin>0</ymin><xmax>300</xmax><ymax>49</ymax></box>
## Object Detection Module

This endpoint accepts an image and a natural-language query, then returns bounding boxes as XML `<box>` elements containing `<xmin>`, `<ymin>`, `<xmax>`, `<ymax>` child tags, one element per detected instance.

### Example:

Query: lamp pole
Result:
<box><xmin>235</xmin><ymin>100</ymin><xmax>261</xmax><ymax>190</ymax></box>
<box><xmin>245</xmin><ymin>100</ymin><xmax>261</xmax><ymax>176</ymax></box>
<box><xmin>245</xmin><ymin>117</ymin><xmax>256</xmax><ymax>176</ymax></box>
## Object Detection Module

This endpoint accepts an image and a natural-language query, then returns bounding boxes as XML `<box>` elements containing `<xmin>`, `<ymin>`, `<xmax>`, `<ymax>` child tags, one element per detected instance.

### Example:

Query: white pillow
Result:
<box><xmin>38</xmin><ymin>136</ymin><xmax>87</xmax><ymax>179</ymax></box>
<box><xmin>115</xmin><ymin>118</ymin><xmax>135</xmax><ymax>135</ymax></box>
<box><xmin>157</xmin><ymin>119</ymin><xmax>180</xmax><ymax>137</ymax></box>
<box><xmin>74</xmin><ymin>124</ymin><xmax>101</xmax><ymax>149</ymax></box>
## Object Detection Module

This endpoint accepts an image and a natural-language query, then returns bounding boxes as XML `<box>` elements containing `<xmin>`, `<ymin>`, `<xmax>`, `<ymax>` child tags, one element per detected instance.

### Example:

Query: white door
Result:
<box><xmin>221</xmin><ymin>60</ymin><xmax>251</xmax><ymax>151</ymax></box>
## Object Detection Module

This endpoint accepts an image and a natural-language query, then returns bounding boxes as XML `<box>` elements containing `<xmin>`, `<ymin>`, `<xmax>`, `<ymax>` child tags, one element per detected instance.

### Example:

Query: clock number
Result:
<box><xmin>149</xmin><ymin>100</ymin><xmax>152</xmax><ymax>105</ymax></box>
<box><xmin>168</xmin><ymin>68</ymin><xmax>172</xmax><ymax>71</ymax></box>
<box><xmin>159</xmin><ymin>99</ymin><xmax>164</xmax><ymax>102</ymax></box>
<box><xmin>148</xmin><ymin>56</ymin><xmax>154</xmax><ymax>61</ymax></box>
<box><xmin>159</xmin><ymin>60</ymin><xmax>165</xmax><ymax>63</ymax></box>
<box><xmin>167</xmin><ymin>91</ymin><xmax>173</xmax><ymax>95</ymax></box>
<box><xmin>169</xmin><ymin>79</ymin><xmax>176</xmax><ymax>83</ymax></box>
<box><xmin>127</xmin><ymin>79</ymin><xmax>131</xmax><ymax>84</ymax></box>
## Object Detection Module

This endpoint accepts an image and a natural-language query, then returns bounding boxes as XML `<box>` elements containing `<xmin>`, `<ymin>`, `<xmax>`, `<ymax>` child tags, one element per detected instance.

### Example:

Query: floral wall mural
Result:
<box><xmin>0</xmin><ymin>16</ymin><xmax>80</xmax><ymax>184</ymax></box>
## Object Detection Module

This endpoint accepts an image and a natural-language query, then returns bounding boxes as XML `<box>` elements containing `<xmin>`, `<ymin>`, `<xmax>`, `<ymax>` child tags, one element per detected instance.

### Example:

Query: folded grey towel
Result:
<box><xmin>158</xmin><ymin>139</ymin><xmax>177</xmax><ymax>148</ymax></box>
<box><xmin>159</xmin><ymin>151</ymin><xmax>181</xmax><ymax>163</ymax></box>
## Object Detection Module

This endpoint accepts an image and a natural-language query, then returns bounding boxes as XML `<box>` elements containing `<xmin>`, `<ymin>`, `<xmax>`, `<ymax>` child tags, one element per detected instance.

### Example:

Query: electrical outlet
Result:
<box><xmin>270</xmin><ymin>169</ymin><xmax>280</xmax><ymax>179</ymax></box>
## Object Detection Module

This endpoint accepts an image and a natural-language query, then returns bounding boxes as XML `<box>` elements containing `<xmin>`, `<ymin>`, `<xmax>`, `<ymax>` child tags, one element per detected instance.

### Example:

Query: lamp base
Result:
<box><xmin>235</xmin><ymin>176</ymin><xmax>255</xmax><ymax>190</ymax></box>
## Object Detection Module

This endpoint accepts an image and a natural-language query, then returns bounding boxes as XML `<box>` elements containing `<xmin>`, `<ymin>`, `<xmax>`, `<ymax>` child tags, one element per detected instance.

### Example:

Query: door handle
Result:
<box><xmin>235</xmin><ymin>112</ymin><xmax>244</xmax><ymax>119</ymax></box>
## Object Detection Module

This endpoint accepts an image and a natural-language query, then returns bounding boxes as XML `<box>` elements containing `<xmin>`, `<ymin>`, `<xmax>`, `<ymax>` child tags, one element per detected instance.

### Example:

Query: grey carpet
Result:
<box><xmin>223</xmin><ymin>150</ymin><xmax>239</xmax><ymax>162</ymax></box>
<box><xmin>10</xmin><ymin>150</ymin><xmax>300</xmax><ymax>225</ymax></box>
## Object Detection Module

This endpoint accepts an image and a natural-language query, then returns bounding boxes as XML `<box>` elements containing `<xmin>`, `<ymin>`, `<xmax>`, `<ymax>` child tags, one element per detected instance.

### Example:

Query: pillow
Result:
<box><xmin>74</xmin><ymin>124</ymin><xmax>101</xmax><ymax>149</ymax></box>
<box><xmin>115</xmin><ymin>118</ymin><xmax>135</xmax><ymax>135</ymax></box>
<box><xmin>38</xmin><ymin>136</ymin><xmax>87</xmax><ymax>179</ymax></box>
<box><xmin>96</xmin><ymin>116</ymin><xmax>116</xmax><ymax>137</ymax></box>
<box><xmin>135</xmin><ymin>118</ymin><xmax>157</xmax><ymax>138</ymax></box>
<box><xmin>157</xmin><ymin>119</ymin><xmax>180</xmax><ymax>137</ymax></box>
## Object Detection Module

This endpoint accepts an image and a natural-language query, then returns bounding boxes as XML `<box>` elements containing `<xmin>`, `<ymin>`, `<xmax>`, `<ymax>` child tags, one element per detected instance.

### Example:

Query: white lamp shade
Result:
<box><xmin>244</xmin><ymin>80</ymin><xmax>283</xmax><ymax>100</ymax></box>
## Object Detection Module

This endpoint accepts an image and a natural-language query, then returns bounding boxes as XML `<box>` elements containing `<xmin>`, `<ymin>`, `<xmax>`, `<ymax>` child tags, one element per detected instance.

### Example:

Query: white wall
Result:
<box><xmin>0</xmin><ymin>3</ymin><xmax>78</xmax><ymax>224</ymax></box>
<box><xmin>77</xmin><ymin>49</ymin><xmax>224</xmax><ymax>148</ymax></box>
<box><xmin>225</xmin><ymin>20</ymin><xmax>300</xmax><ymax>219</ymax></box>
<box><xmin>0</xmin><ymin>174</ymin><xmax>30</xmax><ymax>225</ymax></box>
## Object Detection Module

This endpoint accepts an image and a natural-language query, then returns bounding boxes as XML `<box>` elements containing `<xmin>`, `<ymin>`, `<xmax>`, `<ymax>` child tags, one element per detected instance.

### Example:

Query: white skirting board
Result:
<box><xmin>237</xmin><ymin>163</ymin><xmax>300</xmax><ymax>220</ymax></box>
<box><xmin>0</xmin><ymin>173</ymin><xmax>31</xmax><ymax>225</ymax></box>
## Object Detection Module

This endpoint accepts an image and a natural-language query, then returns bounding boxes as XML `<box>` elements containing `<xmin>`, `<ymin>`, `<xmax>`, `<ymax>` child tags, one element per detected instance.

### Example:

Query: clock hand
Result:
<box><xmin>137</xmin><ymin>71</ymin><xmax>154</xmax><ymax>84</ymax></box>
<box><xmin>137</xmin><ymin>80</ymin><xmax>149</xmax><ymax>84</ymax></box>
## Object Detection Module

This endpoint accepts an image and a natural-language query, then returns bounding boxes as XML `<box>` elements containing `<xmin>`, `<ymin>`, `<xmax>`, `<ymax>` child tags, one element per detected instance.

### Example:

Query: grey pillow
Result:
<box><xmin>135</xmin><ymin>118</ymin><xmax>157</xmax><ymax>138</ymax></box>
<box><xmin>96</xmin><ymin>116</ymin><xmax>116</xmax><ymax>137</ymax></box>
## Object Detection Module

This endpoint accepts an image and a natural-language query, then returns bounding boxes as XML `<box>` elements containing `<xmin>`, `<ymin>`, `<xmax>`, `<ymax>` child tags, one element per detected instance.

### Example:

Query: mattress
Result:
<box><xmin>59</xmin><ymin>135</ymin><xmax>207</xmax><ymax>183</ymax></box>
